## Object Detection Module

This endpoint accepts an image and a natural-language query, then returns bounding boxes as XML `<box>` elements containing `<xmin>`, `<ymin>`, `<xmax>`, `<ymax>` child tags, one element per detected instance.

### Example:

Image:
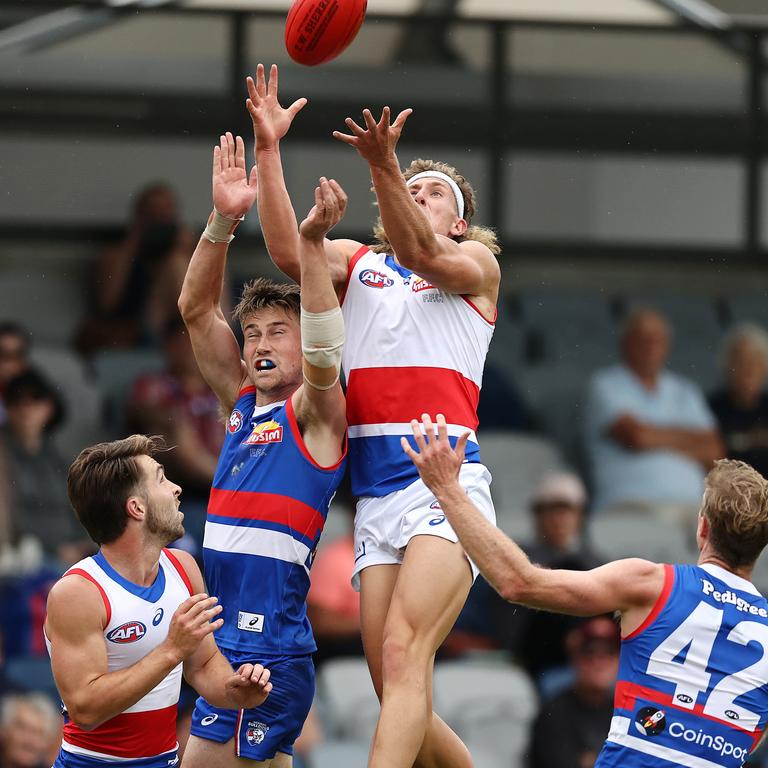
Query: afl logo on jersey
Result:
<box><xmin>228</xmin><ymin>409</ymin><xmax>244</xmax><ymax>434</ymax></box>
<box><xmin>359</xmin><ymin>269</ymin><xmax>393</xmax><ymax>289</ymax></box>
<box><xmin>107</xmin><ymin>621</ymin><xmax>147</xmax><ymax>644</ymax></box>
<box><xmin>244</xmin><ymin>419</ymin><xmax>284</xmax><ymax>445</ymax></box>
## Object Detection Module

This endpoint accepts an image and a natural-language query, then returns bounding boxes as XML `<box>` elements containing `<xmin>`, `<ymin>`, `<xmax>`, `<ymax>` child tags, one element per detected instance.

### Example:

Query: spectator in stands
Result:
<box><xmin>477</xmin><ymin>362</ymin><xmax>532</xmax><ymax>432</ymax></box>
<box><xmin>709</xmin><ymin>323</ymin><xmax>768</xmax><ymax>478</ymax></box>
<box><xmin>125</xmin><ymin>314</ymin><xmax>223</xmax><ymax>546</ymax></box>
<box><xmin>75</xmin><ymin>183</ymin><xmax>195</xmax><ymax>356</ymax></box>
<box><xmin>483</xmin><ymin>472</ymin><xmax>602</xmax><ymax>680</ymax></box>
<box><xmin>585</xmin><ymin>307</ymin><xmax>723</xmax><ymax>520</ymax></box>
<box><xmin>306</xmin><ymin>494</ymin><xmax>363</xmax><ymax>666</ymax></box>
<box><xmin>0</xmin><ymin>324</ymin><xmax>30</xmax><ymax>427</ymax></box>
<box><xmin>0</xmin><ymin>693</ymin><xmax>61</xmax><ymax>768</ymax></box>
<box><xmin>0</xmin><ymin>370</ymin><xmax>91</xmax><ymax>567</ymax></box>
<box><xmin>527</xmin><ymin>616</ymin><xmax>619</xmax><ymax>768</ymax></box>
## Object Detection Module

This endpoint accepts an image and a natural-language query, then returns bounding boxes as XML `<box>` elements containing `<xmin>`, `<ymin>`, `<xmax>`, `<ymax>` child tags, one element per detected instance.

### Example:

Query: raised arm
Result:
<box><xmin>333</xmin><ymin>107</ymin><xmax>499</xmax><ymax>297</ymax></box>
<box><xmin>246</xmin><ymin>64</ymin><xmax>357</xmax><ymax>290</ymax></box>
<box><xmin>178</xmin><ymin>132</ymin><xmax>255</xmax><ymax>412</ymax></box>
<box><xmin>401</xmin><ymin>414</ymin><xmax>666</xmax><ymax>635</ymax></box>
<box><xmin>46</xmin><ymin>576</ymin><xmax>223</xmax><ymax>730</ymax></box>
<box><xmin>291</xmin><ymin>178</ymin><xmax>348</xmax><ymax>467</ymax></box>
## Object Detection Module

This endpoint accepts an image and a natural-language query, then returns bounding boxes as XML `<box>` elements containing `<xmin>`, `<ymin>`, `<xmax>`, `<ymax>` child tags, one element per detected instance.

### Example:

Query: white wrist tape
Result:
<box><xmin>203</xmin><ymin>209</ymin><xmax>244</xmax><ymax>244</ymax></box>
<box><xmin>301</xmin><ymin>306</ymin><xmax>345</xmax><ymax>387</ymax></box>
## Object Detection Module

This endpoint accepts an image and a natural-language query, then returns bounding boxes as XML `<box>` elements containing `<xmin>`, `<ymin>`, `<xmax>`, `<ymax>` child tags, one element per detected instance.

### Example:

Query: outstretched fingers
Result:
<box><xmin>267</xmin><ymin>63</ymin><xmax>278</xmax><ymax>98</ymax></box>
<box><xmin>392</xmin><ymin>108</ymin><xmax>413</xmax><ymax>131</ymax></box>
<box><xmin>256</xmin><ymin>62</ymin><xmax>267</xmax><ymax>99</ymax></box>
<box><xmin>235</xmin><ymin>135</ymin><xmax>246</xmax><ymax>169</ymax></box>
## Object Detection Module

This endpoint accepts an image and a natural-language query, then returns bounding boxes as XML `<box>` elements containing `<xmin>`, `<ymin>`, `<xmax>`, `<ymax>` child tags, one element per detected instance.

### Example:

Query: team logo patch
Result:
<box><xmin>411</xmin><ymin>277</ymin><xmax>436</xmax><ymax>293</ymax></box>
<box><xmin>228</xmin><ymin>409</ymin><xmax>244</xmax><ymax>434</ymax></box>
<box><xmin>245</xmin><ymin>721</ymin><xmax>269</xmax><ymax>746</ymax></box>
<box><xmin>635</xmin><ymin>706</ymin><xmax>666</xmax><ymax>736</ymax></box>
<box><xmin>244</xmin><ymin>419</ymin><xmax>283</xmax><ymax>445</ymax></box>
<box><xmin>237</xmin><ymin>611</ymin><xmax>265</xmax><ymax>633</ymax></box>
<box><xmin>107</xmin><ymin>621</ymin><xmax>147</xmax><ymax>644</ymax></box>
<box><xmin>359</xmin><ymin>269</ymin><xmax>393</xmax><ymax>289</ymax></box>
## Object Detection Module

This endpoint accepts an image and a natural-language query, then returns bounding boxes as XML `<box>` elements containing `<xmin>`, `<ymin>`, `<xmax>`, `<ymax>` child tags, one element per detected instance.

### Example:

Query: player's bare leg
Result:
<box><xmin>361</xmin><ymin>537</ymin><xmax>474</xmax><ymax>768</ymax></box>
<box><xmin>182</xmin><ymin>735</ymin><xmax>291</xmax><ymax>768</ymax></box>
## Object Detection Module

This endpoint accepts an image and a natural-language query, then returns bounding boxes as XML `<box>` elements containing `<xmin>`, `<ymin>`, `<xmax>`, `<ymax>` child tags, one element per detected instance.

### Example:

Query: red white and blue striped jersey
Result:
<box><xmin>341</xmin><ymin>247</ymin><xmax>494</xmax><ymax>498</ymax></box>
<box><xmin>597</xmin><ymin>563</ymin><xmax>768</xmax><ymax>768</ymax></box>
<box><xmin>203</xmin><ymin>387</ymin><xmax>347</xmax><ymax>655</ymax></box>
<box><xmin>48</xmin><ymin>549</ymin><xmax>193</xmax><ymax>764</ymax></box>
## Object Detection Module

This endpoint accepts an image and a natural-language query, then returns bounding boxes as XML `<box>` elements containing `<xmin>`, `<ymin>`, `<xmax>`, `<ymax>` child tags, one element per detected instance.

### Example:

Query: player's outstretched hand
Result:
<box><xmin>401</xmin><ymin>414</ymin><xmax>469</xmax><ymax>495</ymax></box>
<box><xmin>213</xmin><ymin>132</ymin><xmax>258</xmax><ymax>219</ymax></box>
<box><xmin>299</xmin><ymin>177</ymin><xmax>348</xmax><ymax>242</ymax></box>
<box><xmin>246</xmin><ymin>63</ymin><xmax>307</xmax><ymax>151</ymax></box>
<box><xmin>225</xmin><ymin>663</ymin><xmax>273</xmax><ymax>709</ymax></box>
<box><xmin>164</xmin><ymin>593</ymin><xmax>223</xmax><ymax>662</ymax></box>
<box><xmin>333</xmin><ymin>106</ymin><xmax>412</xmax><ymax>168</ymax></box>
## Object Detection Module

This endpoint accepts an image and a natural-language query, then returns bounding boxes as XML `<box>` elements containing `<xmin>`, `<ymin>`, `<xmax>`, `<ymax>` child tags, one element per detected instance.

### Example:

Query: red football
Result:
<box><xmin>285</xmin><ymin>0</ymin><xmax>367</xmax><ymax>66</ymax></box>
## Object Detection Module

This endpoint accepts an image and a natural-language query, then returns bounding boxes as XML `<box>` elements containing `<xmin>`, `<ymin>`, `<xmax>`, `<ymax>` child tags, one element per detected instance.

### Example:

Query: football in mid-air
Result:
<box><xmin>285</xmin><ymin>0</ymin><xmax>367</xmax><ymax>66</ymax></box>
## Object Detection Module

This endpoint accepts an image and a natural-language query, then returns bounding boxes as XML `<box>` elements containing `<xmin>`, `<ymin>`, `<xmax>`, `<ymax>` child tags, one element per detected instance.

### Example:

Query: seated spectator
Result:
<box><xmin>0</xmin><ymin>693</ymin><xmax>62</xmax><ymax>768</ymax></box>
<box><xmin>0</xmin><ymin>370</ymin><xmax>92</xmax><ymax>567</ymax></box>
<box><xmin>709</xmin><ymin>323</ymin><xmax>768</xmax><ymax>478</ymax></box>
<box><xmin>0</xmin><ymin>324</ymin><xmax>30</xmax><ymax>426</ymax></box>
<box><xmin>444</xmin><ymin>472</ymin><xmax>601</xmax><ymax>672</ymax></box>
<box><xmin>75</xmin><ymin>183</ymin><xmax>195</xmax><ymax>356</ymax></box>
<box><xmin>527</xmin><ymin>616</ymin><xmax>619</xmax><ymax>768</ymax></box>
<box><xmin>477</xmin><ymin>362</ymin><xmax>532</xmax><ymax>432</ymax></box>
<box><xmin>307</xmin><ymin>500</ymin><xmax>363</xmax><ymax>666</ymax></box>
<box><xmin>585</xmin><ymin>307</ymin><xmax>723</xmax><ymax>520</ymax></box>
<box><xmin>125</xmin><ymin>315</ymin><xmax>222</xmax><ymax>546</ymax></box>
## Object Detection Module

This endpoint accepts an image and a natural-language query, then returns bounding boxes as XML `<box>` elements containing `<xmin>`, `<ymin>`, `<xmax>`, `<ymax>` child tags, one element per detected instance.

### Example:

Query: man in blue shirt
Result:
<box><xmin>585</xmin><ymin>307</ymin><xmax>723</xmax><ymax>515</ymax></box>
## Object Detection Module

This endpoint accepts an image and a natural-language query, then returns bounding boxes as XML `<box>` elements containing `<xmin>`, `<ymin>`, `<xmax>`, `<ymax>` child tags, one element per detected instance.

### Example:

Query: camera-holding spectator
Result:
<box><xmin>75</xmin><ymin>183</ymin><xmax>196</xmax><ymax>356</ymax></box>
<box><xmin>527</xmin><ymin>616</ymin><xmax>620</xmax><ymax>768</ymax></box>
<box><xmin>709</xmin><ymin>323</ymin><xmax>768</xmax><ymax>479</ymax></box>
<box><xmin>125</xmin><ymin>315</ymin><xmax>223</xmax><ymax>546</ymax></box>
<box><xmin>585</xmin><ymin>307</ymin><xmax>724</xmax><ymax>521</ymax></box>
<box><xmin>0</xmin><ymin>370</ymin><xmax>92</xmax><ymax>567</ymax></box>
<box><xmin>0</xmin><ymin>324</ymin><xmax>30</xmax><ymax>427</ymax></box>
<box><xmin>0</xmin><ymin>693</ymin><xmax>62</xmax><ymax>768</ymax></box>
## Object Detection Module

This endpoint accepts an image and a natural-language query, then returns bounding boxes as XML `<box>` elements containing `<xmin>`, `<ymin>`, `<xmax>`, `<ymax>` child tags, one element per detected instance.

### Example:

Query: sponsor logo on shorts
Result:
<box><xmin>429</xmin><ymin>500</ymin><xmax>441</xmax><ymax>510</ymax></box>
<box><xmin>359</xmin><ymin>269</ymin><xmax>393</xmax><ymax>289</ymax></box>
<box><xmin>228</xmin><ymin>409</ymin><xmax>244</xmax><ymax>434</ymax></box>
<box><xmin>246</xmin><ymin>721</ymin><xmax>269</xmax><ymax>746</ymax></box>
<box><xmin>635</xmin><ymin>706</ymin><xmax>666</xmax><ymax>736</ymax></box>
<box><xmin>429</xmin><ymin>515</ymin><xmax>446</xmax><ymax>526</ymax></box>
<box><xmin>354</xmin><ymin>541</ymin><xmax>366</xmax><ymax>563</ymax></box>
<box><xmin>200</xmin><ymin>714</ymin><xmax>219</xmax><ymax>726</ymax></box>
<box><xmin>244</xmin><ymin>419</ymin><xmax>283</xmax><ymax>445</ymax></box>
<box><xmin>237</xmin><ymin>611</ymin><xmax>265</xmax><ymax>633</ymax></box>
<box><xmin>152</xmin><ymin>608</ymin><xmax>164</xmax><ymax>626</ymax></box>
<box><xmin>107</xmin><ymin>621</ymin><xmax>147</xmax><ymax>644</ymax></box>
<box><xmin>167</xmin><ymin>757</ymin><xmax>178</xmax><ymax>766</ymax></box>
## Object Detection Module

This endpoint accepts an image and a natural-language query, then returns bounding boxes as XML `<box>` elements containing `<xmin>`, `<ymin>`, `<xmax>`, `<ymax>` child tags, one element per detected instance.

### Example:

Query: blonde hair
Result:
<box><xmin>702</xmin><ymin>459</ymin><xmax>768</xmax><ymax>567</ymax></box>
<box><xmin>232</xmin><ymin>278</ymin><xmax>300</xmax><ymax>328</ymax></box>
<box><xmin>370</xmin><ymin>158</ymin><xmax>501</xmax><ymax>256</ymax></box>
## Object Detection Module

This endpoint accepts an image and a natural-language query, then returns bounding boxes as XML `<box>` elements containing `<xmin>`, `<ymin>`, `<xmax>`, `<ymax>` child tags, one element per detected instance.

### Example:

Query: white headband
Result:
<box><xmin>406</xmin><ymin>171</ymin><xmax>465</xmax><ymax>220</ymax></box>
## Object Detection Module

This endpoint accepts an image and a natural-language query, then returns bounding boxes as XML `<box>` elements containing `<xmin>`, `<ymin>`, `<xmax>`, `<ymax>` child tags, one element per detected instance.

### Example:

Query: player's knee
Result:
<box><xmin>380</xmin><ymin>627</ymin><xmax>425</xmax><ymax>684</ymax></box>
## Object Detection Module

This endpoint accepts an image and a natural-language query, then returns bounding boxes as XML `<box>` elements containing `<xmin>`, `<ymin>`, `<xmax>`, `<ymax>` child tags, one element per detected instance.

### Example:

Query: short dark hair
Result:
<box><xmin>0</xmin><ymin>322</ymin><xmax>30</xmax><ymax>351</ymax></box>
<box><xmin>5</xmin><ymin>368</ymin><xmax>65</xmax><ymax>432</ymax></box>
<box><xmin>232</xmin><ymin>278</ymin><xmax>301</xmax><ymax>328</ymax></box>
<box><xmin>67</xmin><ymin>435</ymin><xmax>164</xmax><ymax>545</ymax></box>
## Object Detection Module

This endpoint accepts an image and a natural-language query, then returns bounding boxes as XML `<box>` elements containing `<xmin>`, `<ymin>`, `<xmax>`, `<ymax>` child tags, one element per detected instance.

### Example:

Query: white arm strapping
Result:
<box><xmin>300</xmin><ymin>306</ymin><xmax>345</xmax><ymax>391</ymax></box>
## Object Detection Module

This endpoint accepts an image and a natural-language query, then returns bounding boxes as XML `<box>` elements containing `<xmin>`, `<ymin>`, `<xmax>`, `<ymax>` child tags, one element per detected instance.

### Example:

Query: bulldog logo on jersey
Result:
<box><xmin>244</xmin><ymin>419</ymin><xmax>283</xmax><ymax>445</ymax></box>
<box><xmin>228</xmin><ymin>409</ymin><xmax>244</xmax><ymax>434</ymax></box>
<box><xmin>359</xmin><ymin>269</ymin><xmax>393</xmax><ymax>289</ymax></box>
<box><xmin>635</xmin><ymin>706</ymin><xmax>666</xmax><ymax>736</ymax></box>
<box><xmin>107</xmin><ymin>621</ymin><xmax>147</xmax><ymax>644</ymax></box>
<box><xmin>245</xmin><ymin>721</ymin><xmax>269</xmax><ymax>746</ymax></box>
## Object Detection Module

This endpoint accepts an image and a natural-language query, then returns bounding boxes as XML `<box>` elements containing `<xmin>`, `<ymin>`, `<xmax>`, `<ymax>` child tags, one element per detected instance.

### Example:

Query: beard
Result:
<box><xmin>146</xmin><ymin>503</ymin><xmax>184</xmax><ymax>545</ymax></box>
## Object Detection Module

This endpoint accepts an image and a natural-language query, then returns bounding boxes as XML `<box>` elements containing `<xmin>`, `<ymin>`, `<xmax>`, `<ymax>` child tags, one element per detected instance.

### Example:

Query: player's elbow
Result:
<box><xmin>497</xmin><ymin>573</ymin><xmax>531</xmax><ymax>605</ymax></box>
<box><xmin>65</xmin><ymin>702</ymin><xmax>102</xmax><ymax>732</ymax></box>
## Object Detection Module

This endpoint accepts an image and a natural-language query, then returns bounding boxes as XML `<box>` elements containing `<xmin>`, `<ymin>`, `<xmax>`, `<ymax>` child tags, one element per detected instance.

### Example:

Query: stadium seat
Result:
<box><xmin>726</xmin><ymin>293</ymin><xmax>768</xmax><ymax>328</ymax></box>
<box><xmin>433</xmin><ymin>659</ymin><xmax>538</xmax><ymax>768</ymax></box>
<box><xmin>315</xmin><ymin>657</ymin><xmax>380</xmax><ymax>744</ymax></box>
<box><xmin>91</xmin><ymin>348</ymin><xmax>165</xmax><ymax>434</ymax></box>
<box><xmin>31</xmin><ymin>346</ymin><xmax>107</xmax><ymax>462</ymax></box>
<box><xmin>478</xmin><ymin>432</ymin><xmax>563</xmax><ymax>533</ymax></box>
<box><xmin>307</xmin><ymin>740</ymin><xmax>370</xmax><ymax>768</ymax></box>
<box><xmin>589</xmin><ymin>511</ymin><xmax>694</xmax><ymax>564</ymax></box>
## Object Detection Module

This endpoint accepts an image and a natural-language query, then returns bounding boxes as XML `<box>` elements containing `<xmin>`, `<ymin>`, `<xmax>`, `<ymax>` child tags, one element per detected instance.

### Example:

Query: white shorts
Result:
<box><xmin>351</xmin><ymin>463</ymin><xmax>496</xmax><ymax>591</ymax></box>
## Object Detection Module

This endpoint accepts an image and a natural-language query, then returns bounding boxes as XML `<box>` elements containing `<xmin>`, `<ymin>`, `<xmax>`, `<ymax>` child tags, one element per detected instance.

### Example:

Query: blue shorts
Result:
<box><xmin>190</xmin><ymin>652</ymin><xmax>315</xmax><ymax>761</ymax></box>
<box><xmin>54</xmin><ymin>747</ymin><xmax>178</xmax><ymax>768</ymax></box>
